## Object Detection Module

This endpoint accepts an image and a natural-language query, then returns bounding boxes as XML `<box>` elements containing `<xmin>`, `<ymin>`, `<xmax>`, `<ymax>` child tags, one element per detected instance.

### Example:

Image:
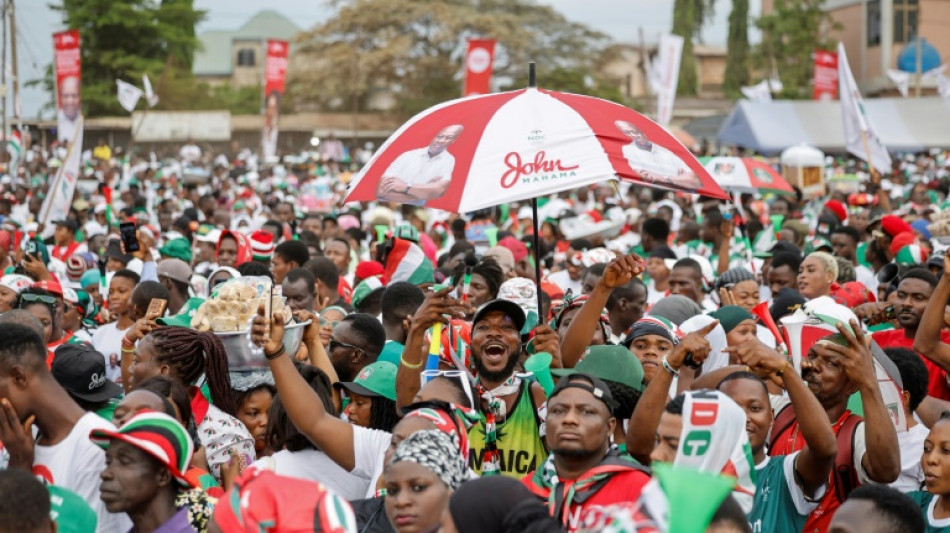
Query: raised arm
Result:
<box><xmin>561</xmin><ymin>254</ymin><xmax>644</xmax><ymax>368</ymax></box>
<box><xmin>827</xmin><ymin>320</ymin><xmax>901</xmax><ymax>483</ymax></box>
<box><xmin>914</xmin><ymin>249</ymin><xmax>950</xmax><ymax>371</ymax></box>
<box><xmin>734</xmin><ymin>340</ymin><xmax>836</xmax><ymax>496</ymax></box>
<box><xmin>294</xmin><ymin>309</ymin><xmax>341</xmax><ymax>410</ymax></box>
<box><xmin>626</xmin><ymin>321</ymin><xmax>717</xmax><ymax>464</ymax></box>
<box><xmin>251</xmin><ymin>307</ymin><xmax>358</xmax><ymax>471</ymax></box>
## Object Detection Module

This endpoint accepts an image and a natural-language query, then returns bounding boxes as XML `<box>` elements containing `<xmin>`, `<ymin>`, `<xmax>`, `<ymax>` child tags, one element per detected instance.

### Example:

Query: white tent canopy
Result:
<box><xmin>718</xmin><ymin>97</ymin><xmax>950</xmax><ymax>155</ymax></box>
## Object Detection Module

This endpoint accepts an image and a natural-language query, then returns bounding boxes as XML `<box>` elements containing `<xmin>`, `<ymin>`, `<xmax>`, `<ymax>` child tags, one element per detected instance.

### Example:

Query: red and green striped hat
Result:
<box><xmin>89</xmin><ymin>411</ymin><xmax>195</xmax><ymax>487</ymax></box>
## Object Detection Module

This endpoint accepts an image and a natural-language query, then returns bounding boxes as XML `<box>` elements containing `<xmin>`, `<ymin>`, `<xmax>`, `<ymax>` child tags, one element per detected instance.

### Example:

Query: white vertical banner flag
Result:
<box><xmin>142</xmin><ymin>74</ymin><xmax>158</xmax><ymax>107</ymax></box>
<box><xmin>838</xmin><ymin>42</ymin><xmax>892</xmax><ymax>172</ymax></box>
<box><xmin>39</xmin><ymin>119</ymin><xmax>84</xmax><ymax>229</ymax></box>
<box><xmin>740</xmin><ymin>80</ymin><xmax>772</xmax><ymax>102</ymax></box>
<box><xmin>886</xmin><ymin>70</ymin><xmax>910</xmax><ymax>97</ymax></box>
<box><xmin>116</xmin><ymin>80</ymin><xmax>143</xmax><ymax>113</ymax></box>
<box><xmin>654</xmin><ymin>34</ymin><xmax>684</xmax><ymax>127</ymax></box>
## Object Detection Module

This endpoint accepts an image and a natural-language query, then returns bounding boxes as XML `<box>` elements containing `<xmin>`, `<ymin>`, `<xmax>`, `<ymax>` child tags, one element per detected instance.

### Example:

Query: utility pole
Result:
<box><xmin>9</xmin><ymin>0</ymin><xmax>17</xmax><ymax>125</ymax></box>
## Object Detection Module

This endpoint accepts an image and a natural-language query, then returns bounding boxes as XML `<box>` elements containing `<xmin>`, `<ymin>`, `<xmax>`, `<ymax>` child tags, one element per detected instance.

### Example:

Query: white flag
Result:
<box><xmin>838</xmin><ymin>43</ymin><xmax>892</xmax><ymax>172</ymax></box>
<box><xmin>768</xmin><ymin>77</ymin><xmax>784</xmax><ymax>93</ymax></box>
<box><xmin>924</xmin><ymin>64</ymin><xmax>947</xmax><ymax>82</ymax></box>
<box><xmin>116</xmin><ymin>79</ymin><xmax>143</xmax><ymax>113</ymax></box>
<box><xmin>886</xmin><ymin>70</ymin><xmax>910</xmax><ymax>98</ymax></box>
<box><xmin>142</xmin><ymin>74</ymin><xmax>159</xmax><ymax>107</ymax></box>
<box><xmin>740</xmin><ymin>80</ymin><xmax>772</xmax><ymax>102</ymax></box>
<box><xmin>655</xmin><ymin>34</ymin><xmax>683</xmax><ymax>127</ymax></box>
<box><xmin>939</xmin><ymin>74</ymin><xmax>950</xmax><ymax>99</ymax></box>
<box><xmin>39</xmin><ymin>119</ymin><xmax>83</xmax><ymax>230</ymax></box>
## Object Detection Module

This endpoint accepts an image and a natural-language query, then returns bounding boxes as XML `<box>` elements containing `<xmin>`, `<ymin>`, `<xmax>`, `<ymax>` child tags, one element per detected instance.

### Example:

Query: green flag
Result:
<box><xmin>653</xmin><ymin>463</ymin><xmax>735</xmax><ymax>533</ymax></box>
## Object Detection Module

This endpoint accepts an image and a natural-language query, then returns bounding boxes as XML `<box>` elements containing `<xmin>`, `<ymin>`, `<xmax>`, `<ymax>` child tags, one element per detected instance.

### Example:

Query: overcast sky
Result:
<box><xmin>16</xmin><ymin>0</ymin><xmax>759</xmax><ymax>120</ymax></box>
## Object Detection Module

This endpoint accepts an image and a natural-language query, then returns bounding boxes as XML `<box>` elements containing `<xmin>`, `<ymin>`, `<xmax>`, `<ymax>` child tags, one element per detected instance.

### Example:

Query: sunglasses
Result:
<box><xmin>20</xmin><ymin>293</ymin><xmax>57</xmax><ymax>305</ymax></box>
<box><xmin>420</xmin><ymin>369</ymin><xmax>475</xmax><ymax>408</ymax></box>
<box><xmin>319</xmin><ymin>317</ymin><xmax>341</xmax><ymax>328</ymax></box>
<box><xmin>328</xmin><ymin>338</ymin><xmax>362</xmax><ymax>353</ymax></box>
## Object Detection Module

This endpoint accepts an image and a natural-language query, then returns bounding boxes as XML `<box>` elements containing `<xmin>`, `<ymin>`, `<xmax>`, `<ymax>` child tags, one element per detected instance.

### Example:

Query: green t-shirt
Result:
<box><xmin>747</xmin><ymin>454</ymin><xmax>816</xmax><ymax>533</ymax></box>
<box><xmin>378</xmin><ymin>340</ymin><xmax>404</xmax><ymax>366</ymax></box>
<box><xmin>93</xmin><ymin>398</ymin><xmax>120</xmax><ymax>422</ymax></box>
<box><xmin>908</xmin><ymin>491</ymin><xmax>950</xmax><ymax>532</ymax></box>
<box><xmin>467</xmin><ymin>381</ymin><xmax>547</xmax><ymax>478</ymax></box>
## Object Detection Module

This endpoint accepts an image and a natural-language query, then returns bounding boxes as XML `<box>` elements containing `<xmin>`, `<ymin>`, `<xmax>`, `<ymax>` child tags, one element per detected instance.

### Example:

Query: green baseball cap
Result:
<box><xmin>158</xmin><ymin>237</ymin><xmax>193</xmax><ymax>263</ymax></box>
<box><xmin>48</xmin><ymin>485</ymin><xmax>97</xmax><ymax>533</ymax></box>
<box><xmin>156</xmin><ymin>297</ymin><xmax>205</xmax><ymax>327</ymax></box>
<box><xmin>551</xmin><ymin>345</ymin><xmax>645</xmax><ymax>392</ymax></box>
<box><xmin>334</xmin><ymin>361</ymin><xmax>397</xmax><ymax>401</ymax></box>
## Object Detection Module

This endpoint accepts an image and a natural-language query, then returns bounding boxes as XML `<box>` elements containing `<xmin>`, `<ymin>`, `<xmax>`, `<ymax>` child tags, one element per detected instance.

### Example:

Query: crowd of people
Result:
<box><xmin>0</xmin><ymin>136</ymin><xmax>949</xmax><ymax>533</ymax></box>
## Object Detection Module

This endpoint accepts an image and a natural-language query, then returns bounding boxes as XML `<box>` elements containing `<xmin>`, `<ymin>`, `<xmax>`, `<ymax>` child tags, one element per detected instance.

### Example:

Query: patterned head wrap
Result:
<box><xmin>403</xmin><ymin>402</ymin><xmax>479</xmax><ymax>460</ymax></box>
<box><xmin>388</xmin><ymin>430</ymin><xmax>467</xmax><ymax>491</ymax></box>
<box><xmin>551</xmin><ymin>289</ymin><xmax>609</xmax><ymax>335</ymax></box>
<box><xmin>621</xmin><ymin>315</ymin><xmax>683</xmax><ymax>348</ymax></box>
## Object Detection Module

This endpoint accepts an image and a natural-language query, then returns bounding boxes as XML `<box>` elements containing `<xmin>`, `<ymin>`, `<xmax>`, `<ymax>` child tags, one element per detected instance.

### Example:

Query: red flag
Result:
<box><xmin>53</xmin><ymin>30</ymin><xmax>82</xmax><ymax>143</ymax></box>
<box><xmin>752</xmin><ymin>301</ymin><xmax>785</xmax><ymax>350</ymax></box>
<box><xmin>262</xmin><ymin>40</ymin><xmax>289</xmax><ymax>159</ymax></box>
<box><xmin>463</xmin><ymin>39</ymin><xmax>496</xmax><ymax>96</ymax></box>
<box><xmin>812</xmin><ymin>49</ymin><xmax>838</xmax><ymax>101</ymax></box>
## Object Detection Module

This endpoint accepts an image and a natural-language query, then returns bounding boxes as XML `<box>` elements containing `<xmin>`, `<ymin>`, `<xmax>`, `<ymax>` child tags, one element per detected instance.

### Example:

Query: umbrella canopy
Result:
<box><xmin>345</xmin><ymin>88</ymin><xmax>727</xmax><ymax>213</ymax></box>
<box><xmin>701</xmin><ymin>156</ymin><xmax>794</xmax><ymax>195</ymax></box>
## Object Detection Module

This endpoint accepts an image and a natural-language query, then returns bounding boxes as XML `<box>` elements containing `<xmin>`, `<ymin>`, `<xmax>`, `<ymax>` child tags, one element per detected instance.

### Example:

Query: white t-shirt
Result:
<box><xmin>891</xmin><ymin>423</ymin><xmax>928</xmax><ymax>492</ymax></box>
<box><xmin>252</xmin><ymin>449</ymin><xmax>370</xmax><ymax>501</ymax></box>
<box><xmin>91</xmin><ymin>322</ymin><xmax>128</xmax><ymax>383</ymax></box>
<box><xmin>547</xmin><ymin>269</ymin><xmax>583</xmax><ymax>296</ymax></box>
<box><xmin>646</xmin><ymin>282</ymin><xmax>665</xmax><ymax>306</ymax></box>
<box><xmin>350</xmin><ymin>426</ymin><xmax>392</xmax><ymax>498</ymax></box>
<box><xmin>383</xmin><ymin>147</ymin><xmax>455</xmax><ymax>188</ymax></box>
<box><xmin>33</xmin><ymin>413</ymin><xmax>133</xmax><ymax>533</ymax></box>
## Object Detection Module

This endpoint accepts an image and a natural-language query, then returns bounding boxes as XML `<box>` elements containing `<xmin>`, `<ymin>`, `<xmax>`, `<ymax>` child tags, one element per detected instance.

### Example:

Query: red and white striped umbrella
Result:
<box><xmin>345</xmin><ymin>88</ymin><xmax>728</xmax><ymax>212</ymax></box>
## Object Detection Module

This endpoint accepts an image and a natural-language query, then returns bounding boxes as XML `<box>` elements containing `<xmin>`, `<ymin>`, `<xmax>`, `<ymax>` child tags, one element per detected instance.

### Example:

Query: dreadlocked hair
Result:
<box><xmin>369</xmin><ymin>396</ymin><xmax>400</xmax><ymax>432</ymax></box>
<box><xmin>146</xmin><ymin>327</ymin><xmax>237</xmax><ymax>416</ymax></box>
<box><xmin>604</xmin><ymin>379</ymin><xmax>641</xmax><ymax>420</ymax></box>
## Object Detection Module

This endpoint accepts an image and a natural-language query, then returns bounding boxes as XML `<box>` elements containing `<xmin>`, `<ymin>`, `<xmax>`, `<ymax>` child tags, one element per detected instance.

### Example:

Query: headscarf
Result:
<box><xmin>449</xmin><ymin>476</ymin><xmax>554</xmax><ymax>533</ymax></box>
<box><xmin>215</xmin><ymin>230</ymin><xmax>253</xmax><ymax>267</ymax></box>
<box><xmin>388</xmin><ymin>430</ymin><xmax>467</xmax><ymax>490</ymax></box>
<box><xmin>402</xmin><ymin>402</ymin><xmax>479</xmax><ymax>460</ymax></box>
<box><xmin>675</xmin><ymin>390</ymin><xmax>756</xmax><ymax>513</ymax></box>
<box><xmin>206</xmin><ymin>266</ymin><xmax>241</xmax><ymax>297</ymax></box>
<box><xmin>621</xmin><ymin>315</ymin><xmax>682</xmax><ymax>348</ymax></box>
<box><xmin>679</xmin><ymin>314</ymin><xmax>728</xmax><ymax>374</ymax></box>
<box><xmin>551</xmin><ymin>290</ymin><xmax>609</xmax><ymax>336</ymax></box>
<box><xmin>713</xmin><ymin>267</ymin><xmax>755</xmax><ymax>291</ymax></box>
<box><xmin>708</xmin><ymin>306</ymin><xmax>754</xmax><ymax>334</ymax></box>
<box><xmin>648</xmin><ymin>295</ymin><xmax>702</xmax><ymax>326</ymax></box>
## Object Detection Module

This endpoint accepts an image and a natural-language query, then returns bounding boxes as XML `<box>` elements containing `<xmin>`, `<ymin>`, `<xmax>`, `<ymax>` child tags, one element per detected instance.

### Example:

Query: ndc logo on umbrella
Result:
<box><xmin>752</xmin><ymin>167</ymin><xmax>773</xmax><ymax>184</ymax></box>
<box><xmin>527</xmin><ymin>130</ymin><xmax>545</xmax><ymax>144</ymax></box>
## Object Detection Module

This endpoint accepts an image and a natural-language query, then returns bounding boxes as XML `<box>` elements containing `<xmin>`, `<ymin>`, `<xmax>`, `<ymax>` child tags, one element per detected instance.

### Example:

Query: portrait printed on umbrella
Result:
<box><xmin>376</xmin><ymin>125</ymin><xmax>464</xmax><ymax>206</ymax></box>
<box><xmin>615</xmin><ymin>120</ymin><xmax>702</xmax><ymax>191</ymax></box>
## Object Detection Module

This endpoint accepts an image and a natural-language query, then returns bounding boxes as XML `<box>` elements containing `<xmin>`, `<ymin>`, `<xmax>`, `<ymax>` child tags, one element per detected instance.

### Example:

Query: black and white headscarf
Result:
<box><xmin>389</xmin><ymin>430</ymin><xmax>466</xmax><ymax>490</ymax></box>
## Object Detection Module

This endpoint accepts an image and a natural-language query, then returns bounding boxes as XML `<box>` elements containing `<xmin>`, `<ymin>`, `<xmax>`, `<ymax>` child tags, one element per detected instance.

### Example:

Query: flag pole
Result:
<box><xmin>527</xmin><ymin>62</ymin><xmax>544</xmax><ymax>316</ymax></box>
<box><xmin>860</xmin><ymin>129</ymin><xmax>878</xmax><ymax>178</ymax></box>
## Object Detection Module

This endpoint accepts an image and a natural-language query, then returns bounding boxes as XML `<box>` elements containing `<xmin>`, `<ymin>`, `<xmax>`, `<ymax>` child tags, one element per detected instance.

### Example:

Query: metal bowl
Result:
<box><xmin>216</xmin><ymin>320</ymin><xmax>311</xmax><ymax>370</ymax></box>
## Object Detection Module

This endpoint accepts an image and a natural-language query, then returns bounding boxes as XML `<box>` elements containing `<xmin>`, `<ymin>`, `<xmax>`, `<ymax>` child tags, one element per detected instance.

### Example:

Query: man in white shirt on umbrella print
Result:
<box><xmin>376</xmin><ymin>125</ymin><xmax>463</xmax><ymax>205</ymax></box>
<box><xmin>615</xmin><ymin>120</ymin><xmax>702</xmax><ymax>191</ymax></box>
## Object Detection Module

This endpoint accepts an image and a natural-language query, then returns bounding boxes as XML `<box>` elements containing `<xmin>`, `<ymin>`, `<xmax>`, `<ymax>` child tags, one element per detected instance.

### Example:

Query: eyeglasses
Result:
<box><xmin>328</xmin><ymin>338</ymin><xmax>362</xmax><ymax>353</ymax></box>
<box><xmin>319</xmin><ymin>317</ymin><xmax>341</xmax><ymax>328</ymax></box>
<box><xmin>20</xmin><ymin>293</ymin><xmax>57</xmax><ymax>305</ymax></box>
<box><xmin>420</xmin><ymin>369</ymin><xmax>475</xmax><ymax>408</ymax></box>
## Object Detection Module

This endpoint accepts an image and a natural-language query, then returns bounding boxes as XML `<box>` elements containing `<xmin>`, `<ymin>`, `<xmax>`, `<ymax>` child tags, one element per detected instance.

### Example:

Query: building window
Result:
<box><xmin>894</xmin><ymin>0</ymin><xmax>919</xmax><ymax>43</ymax></box>
<box><xmin>867</xmin><ymin>0</ymin><xmax>919</xmax><ymax>46</ymax></box>
<box><xmin>237</xmin><ymin>48</ymin><xmax>256</xmax><ymax>67</ymax></box>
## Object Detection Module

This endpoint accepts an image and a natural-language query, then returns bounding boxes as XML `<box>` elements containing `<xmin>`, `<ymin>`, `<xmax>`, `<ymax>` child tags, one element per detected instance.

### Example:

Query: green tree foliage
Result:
<box><xmin>753</xmin><ymin>0</ymin><xmax>840</xmax><ymax>99</ymax></box>
<box><xmin>289</xmin><ymin>0</ymin><xmax>617</xmax><ymax>115</ymax></box>
<box><xmin>672</xmin><ymin>0</ymin><xmax>715</xmax><ymax>96</ymax></box>
<box><xmin>723</xmin><ymin>0</ymin><xmax>749</xmax><ymax>97</ymax></box>
<box><xmin>53</xmin><ymin>0</ymin><xmax>205</xmax><ymax>116</ymax></box>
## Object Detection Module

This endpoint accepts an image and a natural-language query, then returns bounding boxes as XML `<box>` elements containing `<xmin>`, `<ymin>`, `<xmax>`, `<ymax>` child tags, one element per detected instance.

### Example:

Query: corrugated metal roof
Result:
<box><xmin>193</xmin><ymin>10</ymin><xmax>301</xmax><ymax>77</ymax></box>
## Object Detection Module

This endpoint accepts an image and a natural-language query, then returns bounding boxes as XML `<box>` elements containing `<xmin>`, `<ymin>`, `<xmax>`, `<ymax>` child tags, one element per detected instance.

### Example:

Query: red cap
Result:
<box><xmin>880</xmin><ymin>215</ymin><xmax>913</xmax><ymax>238</ymax></box>
<box><xmin>831</xmin><ymin>281</ymin><xmax>876</xmax><ymax>308</ymax></box>
<box><xmin>498</xmin><ymin>236</ymin><xmax>528</xmax><ymax>262</ymax></box>
<box><xmin>354</xmin><ymin>261</ymin><xmax>385</xmax><ymax>281</ymax></box>
<box><xmin>32</xmin><ymin>279</ymin><xmax>64</xmax><ymax>298</ymax></box>
<box><xmin>824</xmin><ymin>200</ymin><xmax>847</xmax><ymax>222</ymax></box>
<box><xmin>889</xmin><ymin>231</ymin><xmax>917</xmax><ymax>256</ymax></box>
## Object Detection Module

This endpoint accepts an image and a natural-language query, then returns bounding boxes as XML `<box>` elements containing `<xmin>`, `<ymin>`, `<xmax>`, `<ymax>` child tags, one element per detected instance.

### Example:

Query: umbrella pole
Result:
<box><xmin>532</xmin><ymin>197</ymin><xmax>544</xmax><ymax>315</ymax></box>
<box><xmin>527</xmin><ymin>62</ymin><xmax>544</xmax><ymax>315</ymax></box>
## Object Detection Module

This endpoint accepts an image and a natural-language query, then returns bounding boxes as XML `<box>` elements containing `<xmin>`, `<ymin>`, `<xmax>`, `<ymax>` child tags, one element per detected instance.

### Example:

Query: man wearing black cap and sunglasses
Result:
<box><xmin>524</xmin><ymin>373</ymin><xmax>650</xmax><ymax>532</ymax></box>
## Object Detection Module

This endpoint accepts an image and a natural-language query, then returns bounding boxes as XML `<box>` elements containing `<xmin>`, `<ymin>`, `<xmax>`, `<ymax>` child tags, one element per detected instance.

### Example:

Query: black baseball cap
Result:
<box><xmin>472</xmin><ymin>298</ymin><xmax>526</xmax><ymax>333</ymax></box>
<box><xmin>53</xmin><ymin>219</ymin><xmax>79</xmax><ymax>232</ymax></box>
<box><xmin>548</xmin><ymin>372</ymin><xmax>618</xmax><ymax>411</ymax></box>
<box><xmin>51</xmin><ymin>344</ymin><xmax>123</xmax><ymax>403</ymax></box>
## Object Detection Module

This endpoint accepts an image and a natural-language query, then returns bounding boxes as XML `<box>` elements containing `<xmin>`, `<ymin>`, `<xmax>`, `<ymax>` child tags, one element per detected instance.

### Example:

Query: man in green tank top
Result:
<box><xmin>467</xmin><ymin>299</ymin><xmax>548</xmax><ymax>478</ymax></box>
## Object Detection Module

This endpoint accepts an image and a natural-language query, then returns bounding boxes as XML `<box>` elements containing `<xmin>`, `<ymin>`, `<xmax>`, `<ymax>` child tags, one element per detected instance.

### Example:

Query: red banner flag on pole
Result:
<box><xmin>812</xmin><ymin>49</ymin><xmax>838</xmax><ymax>101</ymax></box>
<box><xmin>262</xmin><ymin>39</ymin><xmax>289</xmax><ymax>159</ymax></box>
<box><xmin>462</xmin><ymin>39</ymin><xmax>496</xmax><ymax>96</ymax></box>
<box><xmin>53</xmin><ymin>30</ymin><xmax>82</xmax><ymax>144</ymax></box>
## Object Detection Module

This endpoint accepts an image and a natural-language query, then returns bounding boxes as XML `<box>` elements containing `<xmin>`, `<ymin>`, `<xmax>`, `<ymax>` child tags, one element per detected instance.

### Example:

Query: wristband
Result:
<box><xmin>661</xmin><ymin>355</ymin><xmax>680</xmax><ymax>377</ymax></box>
<box><xmin>121</xmin><ymin>346</ymin><xmax>137</xmax><ymax>354</ymax></box>
<box><xmin>264</xmin><ymin>347</ymin><xmax>286</xmax><ymax>360</ymax></box>
<box><xmin>400</xmin><ymin>355</ymin><xmax>423</xmax><ymax>369</ymax></box>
